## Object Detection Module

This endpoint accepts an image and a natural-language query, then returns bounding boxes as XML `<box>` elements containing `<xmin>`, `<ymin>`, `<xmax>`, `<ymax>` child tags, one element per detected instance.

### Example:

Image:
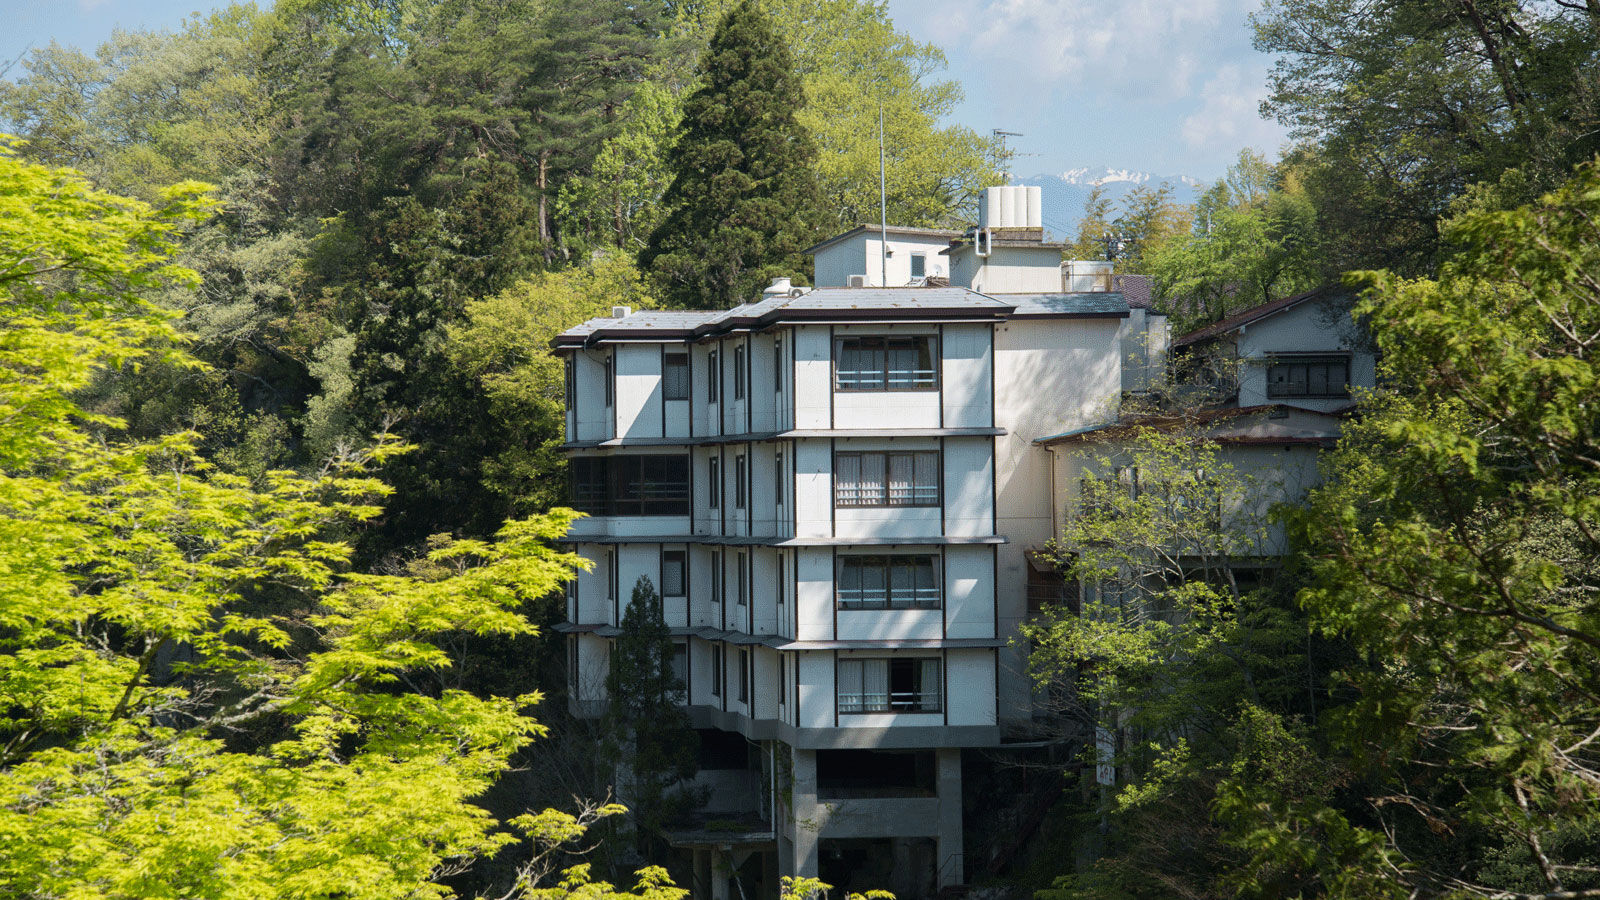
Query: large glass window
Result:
<box><xmin>711</xmin><ymin>644</ymin><xmax>723</xmax><ymax>697</ymax></box>
<box><xmin>837</xmin><ymin>554</ymin><xmax>940</xmax><ymax>609</ymax></box>
<box><xmin>663</xmin><ymin>352</ymin><xmax>690</xmax><ymax>401</ymax></box>
<box><xmin>835</xmin><ymin>336</ymin><xmax>937</xmax><ymax>390</ymax></box>
<box><xmin>838</xmin><ymin>658</ymin><xmax>940</xmax><ymax>713</ymax></box>
<box><xmin>1267</xmin><ymin>355</ymin><xmax>1350</xmax><ymax>398</ymax></box>
<box><xmin>568</xmin><ymin>455</ymin><xmax>690</xmax><ymax>516</ymax></box>
<box><xmin>835</xmin><ymin>451</ymin><xmax>938</xmax><ymax>507</ymax></box>
<box><xmin>669</xmin><ymin>642</ymin><xmax>687</xmax><ymax>701</ymax></box>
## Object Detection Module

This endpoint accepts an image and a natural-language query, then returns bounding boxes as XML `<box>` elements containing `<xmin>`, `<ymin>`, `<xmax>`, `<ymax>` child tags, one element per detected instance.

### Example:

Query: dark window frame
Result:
<box><xmin>834</xmin><ymin>336</ymin><xmax>939</xmax><ymax>391</ymax></box>
<box><xmin>707</xmin><ymin>349</ymin><xmax>719</xmax><ymax>403</ymax></box>
<box><xmin>1266</xmin><ymin>354</ymin><xmax>1351</xmax><ymax>399</ymax></box>
<box><xmin>837</xmin><ymin>657</ymin><xmax>941</xmax><ymax>714</ymax></box>
<box><xmin>834</xmin><ymin>450</ymin><xmax>940</xmax><ymax>508</ymax></box>
<box><xmin>836</xmin><ymin>554</ymin><xmax>942</xmax><ymax>610</ymax></box>
<box><xmin>568</xmin><ymin>455</ymin><xmax>690</xmax><ymax>517</ymax></box>
<box><xmin>604</xmin><ymin>354</ymin><xmax>614</xmax><ymax>407</ymax></box>
<box><xmin>733</xmin><ymin>345</ymin><xmax>746</xmax><ymax>400</ymax></box>
<box><xmin>735</xmin><ymin>454</ymin><xmax>747</xmax><ymax>510</ymax></box>
<box><xmin>708</xmin><ymin>457</ymin><xmax>720</xmax><ymax>509</ymax></box>
<box><xmin>663</xmin><ymin>352</ymin><xmax>690</xmax><ymax>401</ymax></box>
<box><xmin>661</xmin><ymin>550</ymin><xmax>686</xmax><ymax>597</ymax></box>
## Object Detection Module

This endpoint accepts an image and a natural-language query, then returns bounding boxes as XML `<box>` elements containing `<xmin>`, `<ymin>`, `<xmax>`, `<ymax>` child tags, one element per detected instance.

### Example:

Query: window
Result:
<box><xmin>773</xmin><ymin>337</ymin><xmax>783</xmax><ymax>393</ymax></box>
<box><xmin>735</xmin><ymin>552</ymin><xmax>747</xmax><ymax>606</ymax></box>
<box><xmin>711</xmin><ymin>644</ymin><xmax>723</xmax><ymax>697</ymax></box>
<box><xmin>735</xmin><ymin>455</ymin><xmax>747</xmax><ymax>509</ymax></box>
<box><xmin>661</xmin><ymin>550</ymin><xmax>686</xmax><ymax>597</ymax></box>
<box><xmin>838</xmin><ymin>658</ymin><xmax>940</xmax><ymax>713</ymax></box>
<box><xmin>564</xmin><ymin>357</ymin><xmax>576</xmax><ymax>411</ymax></box>
<box><xmin>836</xmin><ymin>555</ymin><xmax>940</xmax><ymax>609</ymax></box>
<box><xmin>835</xmin><ymin>336</ymin><xmax>937</xmax><ymax>390</ymax></box>
<box><xmin>568</xmin><ymin>636</ymin><xmax>578</xmax><ymax>690</ymax></box>
<box><xmin>604</xmin><ymin>355</ymin><xmax>614</xmax><ymax>407</ymax></box>
<box><xmin>776</xmin><ymin>555</ymin><xmax>785</xmax><ymax>607</ymax></box>
<box><xmin>737</xmin><ymin>648</ymin><xmax>750</xmax><ymax>703</ymax></box>
<box><xmin>910</xmin><ymin>253</ymin><xmax>926</xmax><ymax>279</ymax></box>
<box><xmin>710</xmin><ymin>552</ymin><xmax>722</xmax><ymax>605</ymax></box>
<box><xmin>774</xmin><ymin>449</ymin><xmax>784</xmax><ymax>506</ymax></box>
<box><xmin>707</xmin><ymin>350</ymin><xmax>719</xmax><ymax>402</ymax></box>
<box><xmin>734</xmin><ymin>345</ymin><xmax>746</xmax><ymax>400</ymax></box>
<box><xmin>663</xmin><ymin>352</ymin><xmax>690</xmax><ymax>401</ymax></box>
<box><xmin>669</xmin><ymin>643</ymin><xmax>687</xmax><ymax>700</ymax></box>
<box><xmin>835</xmin><ymin>451</ymin><xmax>938</xmax><ymax>507</ymax></box>
<box><xmin>569</xmin><ymin>455</ymin><xmax>690</xmax><ymax>516</ymax></box>
<box><xmin>779</xmin><ymin>657</ymin><xmax>786</xmax><ymax>707</ymax></box>
<box><xmin>708</xmin><ymin>457</ymin><xmax>720</xmax><ymax>509</ymax></box>
<box><xmin>1267</xmin><ymin>355</ymin><xmax>1350</xmax><ymax>398</ymax></box>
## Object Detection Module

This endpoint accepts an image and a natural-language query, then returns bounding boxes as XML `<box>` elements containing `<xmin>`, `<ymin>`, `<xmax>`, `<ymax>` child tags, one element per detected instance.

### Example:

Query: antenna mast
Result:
<box><xmin>992</xmin><ymin>129</ymin><xmax>1024</xmax><ymax>184</ymax></box>
<box><xmin>879</xmin><ymin>104</ymin><xmax>889</xmax><ymax>287</ymax></box>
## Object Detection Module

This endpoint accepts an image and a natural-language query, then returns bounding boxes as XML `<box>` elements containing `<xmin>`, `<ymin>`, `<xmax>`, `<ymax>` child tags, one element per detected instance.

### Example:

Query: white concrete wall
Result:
<box><xmin>614</xmin><ymin>343</ymin><xmax>661</xmax><ymax>439</ymax></box>
<box><xmin>947</xmin><ymin>244</ymin><xmax>1064</xmax><ymax>294</ymax></box>
<box><xmin>943</xmin><ymin>545</ymin><xmax>996</xmax><ymax>640</ymax></box>
<box><xmin>796</xmin><ymin>547</ymin><xmax>834</xmax><ymax>642</ymax></box>
<box><xmin>946</xmin><ymin>649</ymin><xmax>997</xmax><ymax>726</ymax></box>
<box><xmin>794</xmin><ymin>326</ymin><xmax>832</xmax><ymax>430</ymax></box>
<box><xmin>941</xmin><ymin>323</ymin><xmax>993</xmax><ymax>427</ymax></box>
<box><xmin>814</xmin><ymin>233</ymin><xmax>954</xmax><ymax>287</ymax></box>
<box><xmin>942</xmin><ymin>436</ymin><xmax>995</xmax><ymax>537</ymax></box>
<box><xmin>573</xmin><ymin>349</ymin><xmax>610</xmax><ymax>442</ymax></box>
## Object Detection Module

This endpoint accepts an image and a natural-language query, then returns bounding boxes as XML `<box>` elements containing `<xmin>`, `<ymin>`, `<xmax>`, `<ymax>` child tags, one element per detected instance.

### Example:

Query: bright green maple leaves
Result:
<box><xmin>0</xmin><ymin>138</ymin><xmax>660</xmax><ymax>898</ymax></box>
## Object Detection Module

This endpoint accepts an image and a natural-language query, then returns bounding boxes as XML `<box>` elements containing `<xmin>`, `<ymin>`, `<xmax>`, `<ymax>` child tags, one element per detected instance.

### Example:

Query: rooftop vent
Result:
<box><xmin>611</xmin><ymin>305</ymin><xmax>632</xmax><ymax>318</ymax></box>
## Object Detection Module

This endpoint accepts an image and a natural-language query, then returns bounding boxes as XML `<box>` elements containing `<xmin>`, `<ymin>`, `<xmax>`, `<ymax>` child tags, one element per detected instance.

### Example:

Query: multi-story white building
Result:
<box><xmin>553</xmin><ymin>187</ymin><xmax>1166</xmax><ymax>898</ymax></box>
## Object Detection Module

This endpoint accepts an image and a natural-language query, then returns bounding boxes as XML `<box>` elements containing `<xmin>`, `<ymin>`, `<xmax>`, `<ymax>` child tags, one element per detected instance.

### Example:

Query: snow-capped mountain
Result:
<box><xmin>1018</xmin><ymin>167</ymin><xmax>1206</xmax><ymax>240</ymax></box>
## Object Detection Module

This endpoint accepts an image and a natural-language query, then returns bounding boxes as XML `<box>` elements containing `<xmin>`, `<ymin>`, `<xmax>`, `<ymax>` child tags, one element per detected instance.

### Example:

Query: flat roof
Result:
<box><xmin>803</xmin><ymin>223</ymin><xmax>963</xmax><ymax>255</ymax></box>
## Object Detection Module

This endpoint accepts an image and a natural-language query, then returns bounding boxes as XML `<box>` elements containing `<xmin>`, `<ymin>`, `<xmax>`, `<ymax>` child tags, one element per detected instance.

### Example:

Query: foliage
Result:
<box><xmin>606</xmin><ymin>577</ymin><xmax>698</xmax><ymax>845</ymax></box>
<box><xmin>1247</xmin><ymin>161</ymin><xmax>1600</xmax><ymax>899</ymax></box>
<box><xmin>0</xmin><ymin>134</ymin><xmax>701</xmax><ymax>900</ymax></box>
<box><xmin>444</xmin><ymin>255</ymin><xmax>656</xmax><ymax>513</ymax></box>
<box><xmin>641</xmin><ymin>0</ymin><xmax>825</xmax><ymax>309</ymax></box>
<box><xmin>780</xmin><ymin>875</ymin><xmax>894</xmax><ymax>900</ymax></box>
<box><xmin>1024</xmin><ymin>417</ymin><xmax>1330</xmax><ymax>900</ymax></box>
<box><xmin>1145</xmin><ymin>150</ymin><xmax>1320</xmax><ymax>330</ymax></box>
<box><xmin>1252</xmin><ymin>0</ymin><xmax>1600</xmax><ymax>276</ymax></box>
<box><xmin>1068</xmin><ymin>182</ymin><xmax>1193</xmax><ymax>273</ymax></box>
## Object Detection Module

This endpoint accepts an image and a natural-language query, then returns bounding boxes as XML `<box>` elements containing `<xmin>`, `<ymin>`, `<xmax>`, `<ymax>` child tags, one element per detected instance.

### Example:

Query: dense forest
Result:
<box><xmin>2</xmin><ymin>0</ymin><xmax>1600</xmax><ymax>897</ymax></box>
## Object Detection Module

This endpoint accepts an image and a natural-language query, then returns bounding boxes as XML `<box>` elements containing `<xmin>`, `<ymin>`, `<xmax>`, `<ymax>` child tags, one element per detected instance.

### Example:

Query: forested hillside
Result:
<box><xmin>4</xmin><ymin>0</ymin><xmax>1600</xmax><ymax>898</ymax></box>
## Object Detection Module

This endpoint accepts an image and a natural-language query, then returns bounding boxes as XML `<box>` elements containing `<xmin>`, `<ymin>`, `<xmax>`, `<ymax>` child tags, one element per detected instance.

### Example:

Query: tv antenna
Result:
<box><xmin>991</xmin><ymin>129</ymin><xmax>1034</xmax><ymax>184</ymax></box>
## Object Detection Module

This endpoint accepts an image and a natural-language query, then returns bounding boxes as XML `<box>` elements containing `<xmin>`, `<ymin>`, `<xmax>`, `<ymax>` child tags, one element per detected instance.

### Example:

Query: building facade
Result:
<box><xmin>553</xmin><ymin>186</ymin><xmax>1167</xmax><ymax>897</ymax></box>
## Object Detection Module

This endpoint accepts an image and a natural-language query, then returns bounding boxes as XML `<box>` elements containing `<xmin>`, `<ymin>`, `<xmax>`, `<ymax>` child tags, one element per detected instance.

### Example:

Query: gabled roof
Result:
<box><xmin>1172</xmin><ymin>287</ymin><xmax>1339</xmax><ymax>348</ymax></box>
<box><xmin>552</xmin><ymin>285</ymin><xmax>1133</xmax><ymax>348</ymax></box>
<box><xmin>803</xmin><ymin>224</ymin><xmax>962</xmax><ymax>255</ymax></box>
<box><xmin>1113</xmin><ymin>274</ymin><xmax>1153</xmax><ymax>310</ymax></box>
<box><xmin>1034</xmin><ymin>404</ymin><xmax>1348</xmax><ymax>446</ymax></box>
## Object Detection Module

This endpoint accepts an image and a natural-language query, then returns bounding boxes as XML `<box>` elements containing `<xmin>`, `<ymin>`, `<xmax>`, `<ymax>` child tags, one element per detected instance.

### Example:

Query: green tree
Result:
<box><xmin>606</xmin><ymin>577</ymin><xmax>698</xmax><ymax>847</ymax></box>
<box><xmin>1145</xmin><ymin>151</ymin><xmax>1320</xmax><ymax>330</ymax></box>
<box><xmin>1025</xmin><ymin>417</ymin><xmax>1329</xmax><ymax>900</ymax></box>
<box><xmin>1252</xmin><ymin>0</ymin><xmax>1600</xmax><ymax>276</ymax></box>
<box><xmin>1069</xmin><ymin>182</ymin><xmax>1192</xmax><ymax>273</ymax></box>
<box><xmin>641</xmin><ymin>0</ymin><xmax>825</xmax><ymax>309</ymax></box>
<box><xmin>444</xmin><ymin>255</ymin><xmax>658</xmax><ymax>514</ymax></box>
<box><xmin>1221</xmin><ymin>162</ymin><xmax>1600</xmax><ymax>899</ymax></box>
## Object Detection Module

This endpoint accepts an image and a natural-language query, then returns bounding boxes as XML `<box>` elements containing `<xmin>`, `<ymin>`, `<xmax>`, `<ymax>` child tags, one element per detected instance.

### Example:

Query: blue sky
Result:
<box><xmin>1</xmin><ymin>0</ymin><xmax>1290</xmax><ymax>183</ymax></box>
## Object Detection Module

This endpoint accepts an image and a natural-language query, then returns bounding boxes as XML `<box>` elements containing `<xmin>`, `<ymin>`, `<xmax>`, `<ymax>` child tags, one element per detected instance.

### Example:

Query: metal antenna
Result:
<box><xmin>880</xmin><ymin>104</ymin><xmax>889</xmax><ymax>287</ymax></box>
<box><xmin>992</xmin><ymin>129</ymin><xmax>1024</xmax><ymax>183</ymax></box>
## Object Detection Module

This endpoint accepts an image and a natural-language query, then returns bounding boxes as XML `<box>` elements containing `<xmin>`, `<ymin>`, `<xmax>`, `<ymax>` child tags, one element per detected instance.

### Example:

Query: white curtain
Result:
<box><xmin>920</xmin><ymin>659</ymin><xmax>941</xmax><ymax>711</ymax></box>
<box><xmin>863</xmin><ymin>659</ymin><xmax>890</xmax><ymax>711</ymax></box>
<box><xmin>838</xmin><ymin>660</ymin><xmax>863</xmax><ymax>712</ymax></box>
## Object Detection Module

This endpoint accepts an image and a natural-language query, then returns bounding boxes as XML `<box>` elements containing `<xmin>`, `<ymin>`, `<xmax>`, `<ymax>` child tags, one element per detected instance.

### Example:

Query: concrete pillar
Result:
<box><xmin>789</xmin><ymin>747</ymin><xmax>820</xmax><ymax>877</ymax></box>
<box><xmin>936</xmin><ymin>747</ymin><xmax>965</xmax><ymax>887</ymax></box>
<box><xmin>694</xmin><ymin>848</ymin><xmax>711</xmax><ymax>900</ymax></box>
<box><xmin>711</xmin><ymin>850</ymin><xmax>731</xmax><ymax>900</ymax></box>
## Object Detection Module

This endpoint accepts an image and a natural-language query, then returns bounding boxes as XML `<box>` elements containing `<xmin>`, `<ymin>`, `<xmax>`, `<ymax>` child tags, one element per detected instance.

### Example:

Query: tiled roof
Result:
<box><xmin>557</xmin><ymin>310</ymin><xmax>719</xmax><ymax>338</ymax></box>
<box><xmin>1034</xmin><ymin>404</ymin><xmax>1349</xmax><ymax>445</ymax></box>
<box><xmin>1173</xmin><ymin>287</ymin><xmax>1337</xmax><ymax>348</ymax></box>
<box><xmin>1113</xmin><ymin>274</ymin><xmax>1153</xmax><ymax>309</ymax></box>
<box><xmin>1006</xmin><ymin>292</ymin><xmax>1131</xmax><ymax>317</ymax></box>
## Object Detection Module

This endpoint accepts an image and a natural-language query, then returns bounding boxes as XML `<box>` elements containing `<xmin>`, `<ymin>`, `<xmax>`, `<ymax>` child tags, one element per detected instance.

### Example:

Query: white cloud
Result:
<box><xmin>919</xmin><ymin>0</ymin><xmax>1252</xmax><ymax>103</ymax></box>
<box><xmin>1179</xmin><ymin>63</ymin><xmax>1289</xmax><ymax>156</ymax></box>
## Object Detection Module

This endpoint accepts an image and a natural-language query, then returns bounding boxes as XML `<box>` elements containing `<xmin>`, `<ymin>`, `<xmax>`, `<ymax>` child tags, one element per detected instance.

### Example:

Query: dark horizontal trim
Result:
<box><xmin>560</xmin><ymin>531</ymin><xmax>998</xmax><ymax>547</ymax></box>
<box><xmin>776</xmin><ymin>638</ymin><xmax>1006</xmax><ymax>650</ymax></box>
<box><xmin>561</xmin><ymin>427</ymin><xmax>1003</xmax><ymax>450</ymax></box>
<box><xmin>1005</xmin><ymin>310</ymin><xmax>1129</xmax><ymax>320</ymax></box>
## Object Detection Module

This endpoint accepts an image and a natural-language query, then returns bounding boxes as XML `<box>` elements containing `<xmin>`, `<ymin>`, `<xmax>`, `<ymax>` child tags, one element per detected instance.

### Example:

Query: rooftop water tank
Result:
<box><xmin>977</xmin><ymin>185</ymin><xmax>1043</xmax><ymax>230</ymax></box>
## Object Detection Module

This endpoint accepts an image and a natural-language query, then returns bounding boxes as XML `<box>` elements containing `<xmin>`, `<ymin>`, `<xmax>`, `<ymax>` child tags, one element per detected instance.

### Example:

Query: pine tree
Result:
<box><xmin>606</xmin><ymin>577</ymin><xmax>698</xmax><ymax>847</ymax></box>
<box><xmin>640</xmin><ymin>0</ymin><xmax>823</xmax><ymax>309</ymax></box>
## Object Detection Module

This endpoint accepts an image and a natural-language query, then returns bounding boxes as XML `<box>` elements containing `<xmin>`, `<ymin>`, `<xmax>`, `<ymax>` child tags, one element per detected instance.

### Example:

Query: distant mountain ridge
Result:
<box><xmin>1017</xmin><ymin>167</ymin><xmax>1207</xmax><ymax>241</ymax></box>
